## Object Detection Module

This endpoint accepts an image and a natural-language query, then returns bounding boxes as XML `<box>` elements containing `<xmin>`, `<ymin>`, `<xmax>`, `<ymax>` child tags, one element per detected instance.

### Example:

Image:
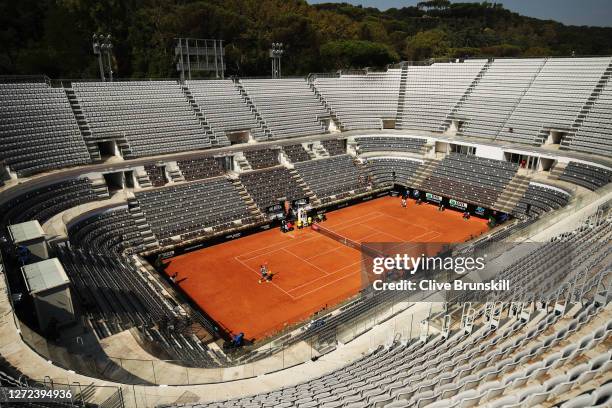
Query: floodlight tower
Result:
<box><xmin>101</xmin><ymin>34</ymin><xmax>114</xmax><ymax>82</ymax></box>
<box><xmin>270</xmin><ymin>42</ymin><xmax>284</xmax><ymax>78</ymax></box>
<box><xmin>92</xmin><ymin>34</ymin><xmax>105</xmax><ymax>81</ymax></box>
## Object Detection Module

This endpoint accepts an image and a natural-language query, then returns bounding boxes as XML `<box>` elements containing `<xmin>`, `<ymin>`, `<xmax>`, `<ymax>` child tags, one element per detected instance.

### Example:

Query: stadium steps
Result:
<box><xmin>135</xmin><ymin>171</ymin><xmax>153</xmax><ymax>188</ymax></box>
<box><xmin>309</xmin><ymin>328</ymin><xmax>337</xmax><ymax>355</ymax></box>
<box><xmin>168</xmin><ymin>170</ymin><xmax>185</xmax><ymax>183</ymax></box>
<box><xmin>309</xmin><ymin>76</ymin><xmax>345</xmax><ymax>131</ymax></box>
<box><xmin>181</xmin><ymin>85</ymin><xmax>230</xmax><ymax>147</ymax></box>
<box><xmin>561</xmin><ymin>59</ymin><xmax>612</xmax><ymax>150</ymax></box>
<box><xmin>233</xmin><ymin>80</ymin><xmax>272</xmax><ymax>140</ymax></box>
<box><xmin>288</xmin><ymin>168</ymin><xmax>320</xmax><ymax>205</ymax></box>
<box><xmin>113</xmin><ymin>135</ymin><xmax>135</xmax><ymax>159</ymax></box>
<box><xmin>441</xmin><ymin>58</ymin><xmax>494</xmax><ymax>133</ymax></box>
<box><xmin>230</xmin><ymin>178</ymin><xmax>266</xmax><ymax>218</ymax></box>
<box><xmin>96</xmin><ymin>388</ymin><xmax>124</xmax><ymax>408</ymax></box>
<box><xmin>313</xmin><ymin>142</ymin><xmax>330</xmax><ymax>158</ymax></box>
<box><xmin>212</xmin><ymin>130</ymin><xmax>231</xmax><ymax>147</ymax></box>
<box><xmin>64</xmin><ymin>87</ymin><xmax>101</xmax><ymax>162</ymax></box>
<box><xmin>66</xmin><ymin>86</ymin><xmax>135</xmax><ymax>159</ymax></box>
<box><xmin>549</xmin><ymin>162</ymin><xmax>568</xmax><ymax>180</ymax></box>
<box><xmin>306</xmin><ymin>149</ymin><xmax>317</xmax><ymax>160</ymax></box>
<box><xmin>89</xmin><ymin>177</ymin><xmax>111</xmax><ymax>198</ymax></box>
<box><xmin>166</xmin><ymin>162</ymin><xmax>185</xmax><ymax>183</ymax></box>
<box><xmin>408</xmin><ymin>158</ymin><xmax>440</xmax><ymax>189</ymax></box>
<box><xmin>235</xmin><ymin>152</ymin><xmax>253</xmax><ymax>171</ymax></box>
<box><xmin>493</xmin><ymin>174</ymin><xmax>530</xmax><ymax>213</ymax></box>
<box><xmin>278</xmin><ymin>148</ymin><xmax>292</xmax><ymax>166</ymax></box>
<box><xmin>394</xmin><ymin>63</ymin><xmax>409</xmax><ymax>127</ymax></box>
<box><xmin>127</xmin><ymin>196</ymin><xmax>159</xmax><ymax>248</ymax></box>
<box><xmin>496</xmin><ymin>57</ymin><xmax>549</xmax><ymax>145</ymax></box>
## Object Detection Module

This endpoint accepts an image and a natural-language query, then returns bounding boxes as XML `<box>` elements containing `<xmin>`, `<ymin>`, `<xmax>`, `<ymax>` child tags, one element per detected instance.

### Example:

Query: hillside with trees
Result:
<box><xmin>1</xmin><ymin>0</ymin><xmax>611</xmax><ymax>79</ymax></box>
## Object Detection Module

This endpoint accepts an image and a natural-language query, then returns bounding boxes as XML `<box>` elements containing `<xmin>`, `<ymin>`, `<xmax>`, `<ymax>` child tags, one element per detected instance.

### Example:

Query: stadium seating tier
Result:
<box><xmin>0</xmin><ymin>82</ymin><xmax>91</xmax><ymax>176</ymax></box>
<box><xmin>73</xmin><ymin>81</ymin><xmax>211</xmax><ymax>157</ymax></box>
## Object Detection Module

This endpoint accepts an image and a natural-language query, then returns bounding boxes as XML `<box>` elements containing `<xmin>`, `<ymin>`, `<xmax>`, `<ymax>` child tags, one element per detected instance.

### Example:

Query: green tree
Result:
<box><xmin>481</xmin><ymin>44</ymin><xmax>522</xmax><ymax>57</ymax></box>
<box><xmin>320</xmin><ymin>40</ymin><xmax>399</xmax><ymax>69</ymax></box>
<box><xmin>403</xmin><ymin>29</ymin><xmax>450</xmax><ymax>61</ymax></box>
<box><xmin>1</xmin><ymin>0</ymin><xmax>612</xmax><ymax>78</ymax></box>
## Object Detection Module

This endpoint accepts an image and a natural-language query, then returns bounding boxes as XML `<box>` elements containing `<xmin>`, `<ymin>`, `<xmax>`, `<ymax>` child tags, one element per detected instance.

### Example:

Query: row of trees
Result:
<box><xmin>1</xmin><ymin>0</ymin><xmax>611</xmax><ymax>79</ymax></box>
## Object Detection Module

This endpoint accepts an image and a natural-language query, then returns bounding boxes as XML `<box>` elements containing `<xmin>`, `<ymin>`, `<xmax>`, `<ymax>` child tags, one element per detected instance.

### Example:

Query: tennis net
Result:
<box><xmin>311</xmin><ymin>224</ymin><xmax>384</xmax><ymax>259</ymax></box>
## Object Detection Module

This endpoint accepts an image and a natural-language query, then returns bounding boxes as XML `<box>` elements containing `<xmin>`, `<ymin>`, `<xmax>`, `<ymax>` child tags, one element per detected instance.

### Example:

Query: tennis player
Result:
<box><xmin>259</xmin><ymin>263</ymin><xmax>268</xmax><ymax>283</ymax></box>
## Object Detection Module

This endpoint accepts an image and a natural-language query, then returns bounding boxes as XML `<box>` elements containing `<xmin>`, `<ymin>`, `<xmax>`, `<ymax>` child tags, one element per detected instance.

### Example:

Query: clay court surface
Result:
<box><xmin>163</xmin><ymin>196</ymin><xmax>489</xmax><ymax>340</ymax></box>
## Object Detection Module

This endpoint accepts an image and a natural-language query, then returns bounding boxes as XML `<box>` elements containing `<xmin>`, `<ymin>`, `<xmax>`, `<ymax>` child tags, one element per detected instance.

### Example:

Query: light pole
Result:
<box><xmin>270</xmin><ymin>42</ymin><xmax>284</xmax><ymax>78</ymax></box>
<box><xmin>92</xmin><ymin>33</ymin><xmax>114</xmax><ymax>81</ymax></box>
<box><xmin>101</xmin><ymin>34</ymin><xmax>114</xmax><ymax>82</ymax></box>
<box><xmin>92</xmin><ymin>34</ymin><xmax>105</xmax><ymax>81</ymax></box>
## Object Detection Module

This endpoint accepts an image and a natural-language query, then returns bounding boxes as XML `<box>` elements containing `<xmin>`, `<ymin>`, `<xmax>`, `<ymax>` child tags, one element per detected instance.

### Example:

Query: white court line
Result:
<box><xmin>285</xmin><ymin>227</ymin><xmax>443</xmax><ymax>296</ymax></box>
<box><xmin>327</xmin><ymin>212</ymin><xmax>436</xmax><ymax>244</ymax></box>
<box><xmin>286</xmin><ymin>230</ymin><xmax>388</xmax><ymax>293</ymax></box>
<box><xmin>287</xmin><ymin>258</ymin><xmax>363</xmax><ymax>294</ymax></box>
<box><xmin>232</xmin><ymin>204</ymin><xmax>445</xmax><ymax>301</ymax></box>
<box><xmin>377</xmin><ymin>211</ymin><xmax>444</xmax><ymax>236</ymax></box>
<box><xmin>231</xmin><ymin>226</ymin><xmax>386</xmax><ymax>299</ymax></box>
<box><xmin>235</xmin><ymin>233</ymin><xmax>320</xmax><ymax>262</ymax></box>
<box><xmin>358</xmin><ymin>224</ymin><xmax>440</xmax><ymax>245</ymax></box>
<box><xmin>281</xmin><ymin>247</ymin><xmax>331</xmax><ymax>276</ymax></box>
<box><xmin>324</xmin><ymin>210</ymin><xmax>386</xmax><ymax>229</ymax></box>
<box><xmin>236</xmin><ymin>211</ymin><xmax>384</xmax><ymax>262</ymax></box>
<box><xmin>235</xmin><ymin>256</ymin><xmax>297</xmax><ymax>300</ymax></box>
<box><xmin>291</xmin><ymin>269</ymin><xmax>358</xmax><ymax>301</ymax></box>
<box><xmin>287</xmin><ymin>230</ymin><xmax>441</xmax><ymax>295</ymax></box>
<box><xmin>302</xmin><ymin>226</ymin><xmax>388</xmax><ymax>261</ymax></box>
<box><xmin>303</xmin><ymin>244</ymin><xmax>345</xmax><ymax>261</ymax></box>
<box><xmin>291</xmin><ymin>232</ymin><xmax>443</xmax><ymax>300</ymax></box>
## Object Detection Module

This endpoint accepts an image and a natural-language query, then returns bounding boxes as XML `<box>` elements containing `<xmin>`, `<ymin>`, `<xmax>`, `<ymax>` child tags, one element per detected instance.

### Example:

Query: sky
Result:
<box><xmin>307</xmin><ymin>0</ymin><xmax>612</xmax><ymax>27</ymax></box>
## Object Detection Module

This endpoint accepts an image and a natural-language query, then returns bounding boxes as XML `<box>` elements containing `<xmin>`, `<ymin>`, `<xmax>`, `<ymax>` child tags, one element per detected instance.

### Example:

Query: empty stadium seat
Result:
<box><xmin>282</xmin><ymin>144</ymin><xmax>311</xmax><ymax>163</ymax></box>
<box><xmin>513</xmin><ymin>183</ymin><xmax>571</xmax><ymax>217</ymax></box>
<box><xmin>566</xmin><ymin>79</ymin><xmax>612</xmax><ymax>156</ymax></box>
<box><xmin>356</xmin><ymin>136</ymin><xmax>426</xmax><ymax>154</ymax></box>
<box><xmin>240</xmin><ymin>78</ymin><xmax>328</xmax><ymax>139</ymax></box>
<box><xmin>186</xmin><ymin>80</ymin><xmax>267</xmax><ymax>140</ymax></box>
<box><xmin>243</xmin><ymin>149</ymin><xmax>280</xmax><ymax>169</ymax></box>
<box><xmin>0</xmin><ymin>82</ymin><xmax>90</xmax><ymax>176</ymax></box>
<box><xmin>0</xmin><ymin>178</ymin><xmax>106</xmax><ymax>230</ymax></box>
<box><xmin>73</xmin><ymin>81</ymin><xmax>211</xmax><ymax>157</ymax></box>
<box><xmin>294</xmin><ymin>155</ymin><xmax>373</xmax><ymax>203</ymax></box>
<box><xmin>239</xmin><ymin>167</ymin><xmax>309</xmax><ymax>211</ymax></box>
<box><xmin>134</xmin><ymin>177</ymin><xmax>255</xmax><ymax>245</ymax></box>
<box><xmin>176</xmin><ymin>157</ymin><xmax>225</xmax><ymax>181</ymax></box>
<box><xmin>397</xmin><ymin>60</ymin><xmax>487</xmax><ymax>132</ymax></box>
<box><xmin>559</xmin><ymin>162</ymin><xmax>612</xmax><ymax>191</ymax></box>
<box><xmin>423</xmin><ymin>153</ymin><xmax>518</xmax><ymax>207</ymax></box>
<box><xmin>313</xmin><ymin>69</ymin><xmax>401</xmax><ymax>130</ymax></box>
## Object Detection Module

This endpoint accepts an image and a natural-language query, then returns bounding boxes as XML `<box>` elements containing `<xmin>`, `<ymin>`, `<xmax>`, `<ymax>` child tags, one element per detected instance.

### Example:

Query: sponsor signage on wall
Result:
<box><xmin>425</xmin><ymin>192</ymin><xmax>443</xmax><ymax>203</ymax></box>
<box><xmin>400</xmin><ymin>187</ymin><xmax>495</xmax><ymax>220</ymax></box>
<box><xmin>449</xmin><ymin>199</ymin><xmax>468</xmax><ymax>210</ymax></box>
<box><xmin>268</xmin><ymin>198</ymin><xmax>309</xmax><ymax>213</ymax></box>
<box><xmin>266</xmin><ymin>204</ymin><xmax>283</xmax><ymax>213</ymax></box>
<box><xmin>292</xmin><ymin>197</ymin><xmax>309</xmax><ymax>206</ymax></box>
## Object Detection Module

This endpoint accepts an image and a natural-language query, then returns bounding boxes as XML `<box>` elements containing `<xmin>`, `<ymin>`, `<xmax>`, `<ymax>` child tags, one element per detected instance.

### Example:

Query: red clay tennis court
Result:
<box><xmin>163</xmin><ymin>196</ymin><xmax>489</xmax><ymax>340</ymax></box>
